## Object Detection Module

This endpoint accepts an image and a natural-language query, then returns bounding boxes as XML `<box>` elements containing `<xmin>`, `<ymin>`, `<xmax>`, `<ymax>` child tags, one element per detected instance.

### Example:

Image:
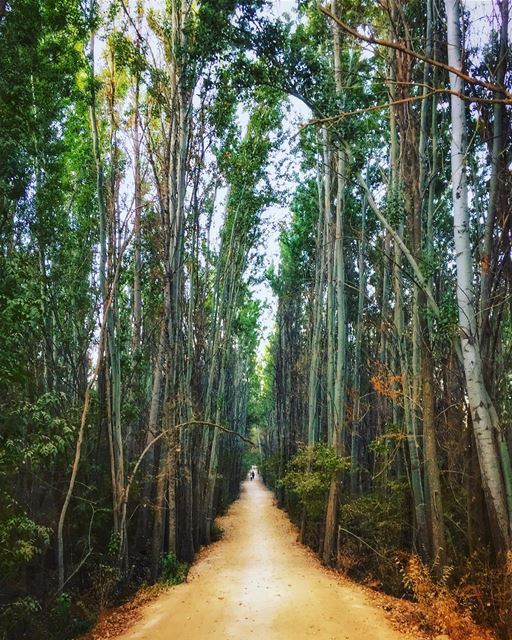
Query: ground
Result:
<box><xmin>110</xmin><ymin>477</ymin><xmax>421</xmax><ymax>640</ymax></box>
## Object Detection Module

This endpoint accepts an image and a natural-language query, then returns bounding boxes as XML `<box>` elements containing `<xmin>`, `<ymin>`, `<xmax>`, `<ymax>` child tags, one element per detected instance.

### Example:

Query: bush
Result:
<box><xmin>259</xmin><ymin>453</ymin><xmax>281</xmax><ymax>490</ymax></box>
<box><xmin>279</xmin><ymin>444</ymin><xmax>349</xmax><ymax>519</ymax></box>
<box><xmin>0</xmin><ymin>508</ymin><xmax>50</xmax><ymax>579</ymax></box>
<box><xmin>210</xmin><ymin>520</ymin><xmax>224</xmax><ymax>542</ymax></box>
<box><xmin>337</xmin><ymin>481</ymin><xmax>410</xmax><ymax>593</ymax></box>
<box><xmin>159</xmin><ymin>552</ymin><xmax>188</xmax><ymax>586</ymax></box>
<box><xmin>455</xmin><ymin>550</ymin><xmax>512</xmax><ymax>640</ymax></box>
<box><xmin>46</xmin><ymin>592</ymin><xmax>93</xmax><ymax>640</ymax></box>
<box><xmin>404</xmin><ymin>555</ymin><xmax>495</xmax><ymax>640</ymax></box>
<box><xmin>89</xmin><ymin>561</ymin><xmax>121</xmax><ymax>610</ymax></box>
<box><xmin>0</xmin><ymin>596</ymin><xmax>41</xmax><ymax>639</ymax></box>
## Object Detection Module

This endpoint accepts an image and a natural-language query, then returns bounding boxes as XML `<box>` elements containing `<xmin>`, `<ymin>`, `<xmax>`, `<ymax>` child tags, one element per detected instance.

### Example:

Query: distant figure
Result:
<box><xmin>250</xmin><ymin>470</ymin><xmax>255</xmax><ymax>481</ymax></box>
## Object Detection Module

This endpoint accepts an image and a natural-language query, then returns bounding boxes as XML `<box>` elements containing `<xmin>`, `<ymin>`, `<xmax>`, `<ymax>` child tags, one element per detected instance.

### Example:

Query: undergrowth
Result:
<box><xmin>211</xmin><ymin>520</ymin><xmax>225</xmax><ymax>542</ymax></box>
<box><xmin>160</xmin><ymin>552</ymin><xmax>189</xmax><ymax>586</ymax></box>
<box><xmin>267</xmin><ymin>447</ymin><xmax>511</xmax><ymax>640</ymax></box>
<box><xmin>403</xmin><ymin>555</ymin><xmax>496</xmax><ymax>640</ymax></box>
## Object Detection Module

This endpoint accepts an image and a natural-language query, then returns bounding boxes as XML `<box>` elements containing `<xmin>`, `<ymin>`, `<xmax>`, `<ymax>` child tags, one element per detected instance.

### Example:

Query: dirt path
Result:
<box><xmin>118</xmin><ymin>478</ymin><xmax>418</xmax><ymax>640</ymax></box>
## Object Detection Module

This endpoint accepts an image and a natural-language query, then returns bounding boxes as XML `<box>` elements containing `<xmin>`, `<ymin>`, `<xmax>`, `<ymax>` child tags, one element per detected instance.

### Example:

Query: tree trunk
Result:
<box><xmin>350</xmin><ymin>193</ymin><xmax>366</xmax><ymax>495</ymax></box>
<box><xmin>307</xmin><ymin>140</ymin><xmax>327</xmax><ymax>446</ymax></box>
<box><xmin>444</xmin><ymin>0</ymin><xmax>511</xmax><ymax>552</ymax></box>
<box><xmin>323</xmin><ymin>3</ymin><xmax>346</xmax><ymax>564</ymax></box>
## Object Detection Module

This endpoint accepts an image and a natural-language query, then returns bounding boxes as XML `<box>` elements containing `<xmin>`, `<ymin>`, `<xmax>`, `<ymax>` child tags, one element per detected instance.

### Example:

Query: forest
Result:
<box><xmin>0</xmin><ymin>0</ymin><xmax>511</xmax><ymax>638</ymax></box>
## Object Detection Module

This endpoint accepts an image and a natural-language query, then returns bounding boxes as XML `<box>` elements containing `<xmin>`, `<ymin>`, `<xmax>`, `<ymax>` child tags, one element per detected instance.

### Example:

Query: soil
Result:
<box><xmin>114</xmin><ymin>477</ymin><xmax>420</xmax><ymax>640</ymax></box>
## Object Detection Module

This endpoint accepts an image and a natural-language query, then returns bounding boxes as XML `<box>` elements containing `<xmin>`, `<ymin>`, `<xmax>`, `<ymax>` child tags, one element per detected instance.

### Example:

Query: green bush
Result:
<box><xmin>279</xmin><ymin>444</ymin><xmax>349</xmax><ymax>518</ymax></box>
<box><xmin>46</xmin><ymin>592</ymin><xmax>93</xmax><ymax>640</ymax></box>
<box><xmin>210</xmin><ymin>520</ymin><xmax>224</xmax><ymax>542</ymax></box>
<box><xmin>338</xmin><ymin>481</ymin><xmax>410</xmax><ymax>593</ymax></box>
<box><xmin>0</xmin><ymin>489</ymin><xmax>50</xmax><ymax>580</ymax></box>
<box><xmin>0</xmin><ymin>596</ymin><xmax>41</xmax><ymax>639</ymax></box>
<box><xmin>160</xmin><ymin>552</ymin><xmax>188</xmax><ymax>585</ymax></box>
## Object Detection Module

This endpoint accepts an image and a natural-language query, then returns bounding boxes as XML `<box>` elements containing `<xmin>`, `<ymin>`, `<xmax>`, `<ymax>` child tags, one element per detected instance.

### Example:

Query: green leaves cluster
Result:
<box><xmin>159</xmin><ymin>552</ymin><xmax>189</xmax><ymax>586</ymax></box>
<box><xmin>0</xmin><ymin>487</ymin><xmax>51</xmax><ymax>581</ymax></box>
<box><xmin>280</xmin><ymin>444</ymin><xmax>350</xmax><ymax>517</ymax></box>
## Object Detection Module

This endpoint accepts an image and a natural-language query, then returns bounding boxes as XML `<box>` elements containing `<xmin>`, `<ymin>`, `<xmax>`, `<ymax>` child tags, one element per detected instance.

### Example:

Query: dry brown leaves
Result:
<box><xmin>79</xmin><ymin>584</ymin><xmax>168</xmax><ymax>640</ymax></box>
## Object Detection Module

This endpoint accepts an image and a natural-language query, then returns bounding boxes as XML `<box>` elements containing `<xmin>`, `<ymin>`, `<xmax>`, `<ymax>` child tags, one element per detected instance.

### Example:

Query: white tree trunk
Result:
<box><xmin>444</xmin><ymin>0</ymin><xmax>510</xmax><ymax>552</ymax></box>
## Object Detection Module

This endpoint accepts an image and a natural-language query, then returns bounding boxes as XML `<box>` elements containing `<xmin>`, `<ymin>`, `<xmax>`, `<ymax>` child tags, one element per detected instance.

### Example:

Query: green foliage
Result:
<box><xmin>0</xmin><ymin>510</ymin><xmax>50</xmax><ymax>577</ymax></box>
<box><xmin>0</xmin><ymin>596</ymin><xmax>42</xmax><ymax>639</ymax></box>
<box><xmin>159</xmin><ymin>552</ymin><xmax>188</xmax><ymax>586</ymax></box>
<box><xmin>210</xmin><ymin>521</ymin><xmax>225</xmax><ymax>542</ymax></box>
<box><xmin>0</xmin><ymin>0</ymin><xmax>86</xmax><ymax>215</ymax></box>
<box><xmin>385</xmin><ymin>188</ymin><xmax>405</xmax><ymax>227</ymax></box>
<box><xmin>368</xmin><ymin>423</ymin><xmax>403</xmax><ymax>457</ymax></box>
<box><xmin>188</xmin><ymin>0</ymin><xmax>269</xmax><ymax>67</ymax></box>
<box><xmin>46</xmin><ymin>592</ymin><xmax>93</xmax><ymax>640</ymax></box>
<box><xmin>279</xmin><ymin>444</ymin><xmax>349</xmax><ymax>518</ymax></box>
<box><xmin>273</xmin><ymin>178</ymin><xmax>318</xmax><ymax>298</ymax></box>
<box><xmin>338</xmin><ymin>482</ymin><xmax>410</xmax><ymax>593</ymax></box>
<box><xmin>259</xmin><ymin>453</ymin><xmax>281</xmax><ymax>491</ymax></box>
<box><xmin>4</xmin><ymin>393</ymin><xmax>74</xmax><ymax>467</ymax></box>
<box><xmin>435</xmin><ymin>291</ymin><xmax>459</xmax><ymax>339</ymax></box>
<box><xmin>108</xmin><ymin>30</ymin><xmax>146</xmax><ymax>76</ymax></box>
<box><xmin>49</xmin><ymin>593</ymin><xmax>72</xmax><ymax>632</ymax></box>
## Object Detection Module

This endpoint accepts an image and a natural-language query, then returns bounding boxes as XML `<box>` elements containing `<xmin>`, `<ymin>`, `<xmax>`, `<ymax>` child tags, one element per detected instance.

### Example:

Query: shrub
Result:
<box><xmin>89</xmin><ymin>561</ymin><xmax>121</xmax><ymax>610</ymax></box>
<box><xmin>404</xmin><ymin>555</ymin><xmax>495</xmax><ymax>640</ymax></box>
<box><xmin>47</xmin><ymin>592</ymin><xmax>93</xmax><ymax>640</ymax></box>
<box><xmin>210</xmin><ymin>520</ymin><xmax>224</xmax><ymax>542</ymax></box>
<box><xmin>0</xmin><ymin>596</ymin><xmax>41</xmax><ymax>640</ymax></box>
<box><xmin>259</xmin><ymin>453</ymin><xmax>281</xmax><ymax>490</ymax></box>
<box><xmin>279</xmin><ymin>444</ymin><xmax>349</xmax><ymax>519</ymax></box>
<box><xmin>159</xmin><ymin>552</ymin><xmax>188</xmax><ymax>586</ymax></box>
<box><xmin>337</xmin><ymin>482</ymin><xmax>410</xmax><ymax>593</ymax></box>
<box><xmin>455</xmin><ymin>550</ymin><xmax>512</xmax><ymax>640</ymax></box>
<box><xmin>0</xmin><ymin>509</ymin><xmax>50</xmax><ymax>578</ymax></box>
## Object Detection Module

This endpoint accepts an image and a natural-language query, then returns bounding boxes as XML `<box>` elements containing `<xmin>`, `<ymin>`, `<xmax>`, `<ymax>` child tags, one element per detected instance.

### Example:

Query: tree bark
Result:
<box><xmin>444</xmin><ymin>0</ymin><xmax>511</xmax><ymax>552</ymax></box>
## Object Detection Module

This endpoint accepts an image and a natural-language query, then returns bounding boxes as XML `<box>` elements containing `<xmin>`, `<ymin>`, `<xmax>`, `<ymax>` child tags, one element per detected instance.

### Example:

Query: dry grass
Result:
<box><xmin>404</xmin><ymin>555</ymin><xmax>497</xmax><ymax>640</ymax></box>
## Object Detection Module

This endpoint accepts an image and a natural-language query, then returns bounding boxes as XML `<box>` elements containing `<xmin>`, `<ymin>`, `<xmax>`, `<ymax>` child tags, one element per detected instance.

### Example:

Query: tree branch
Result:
<box><xmin>319</xmin><ymin>5</ymin><xmax>512</xmax><ymax>102</ymax></box>
<box><xmin>307</xmin><ymin>88</ymin><xmax>512</xmax><ymax>127</ymax></box>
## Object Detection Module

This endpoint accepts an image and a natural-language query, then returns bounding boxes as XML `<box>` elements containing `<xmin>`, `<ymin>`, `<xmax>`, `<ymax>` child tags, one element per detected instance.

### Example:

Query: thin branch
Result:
<box><xmin>338</xmin><ymin>526</ymin><xmax>395</xmax><ymax>563</ymax></box>
<box><xmin>307</xmin><ymin>90</ymin><xmax>445</xmax><ymax>126</ymax></box>
<box><xmin>307</xmin><ymin>87</ymin><xmax>512</xmax><ymax>127</ymax></box>
<box><xmin>175</xmin><ymin>420</ymin><xmax>255</xmax><ymax>444</ymax></box>
<box><xmin>319</xmin><ymin>5</ymin><xmax>512</xmax><ymax>102</ymax></box>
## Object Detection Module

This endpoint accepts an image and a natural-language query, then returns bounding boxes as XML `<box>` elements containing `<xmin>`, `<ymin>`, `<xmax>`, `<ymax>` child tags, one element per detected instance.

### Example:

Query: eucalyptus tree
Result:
<box><xmin>444</xmin><ymin>0</ymin><xmax>511</xmax><ymax>553</ymax></box>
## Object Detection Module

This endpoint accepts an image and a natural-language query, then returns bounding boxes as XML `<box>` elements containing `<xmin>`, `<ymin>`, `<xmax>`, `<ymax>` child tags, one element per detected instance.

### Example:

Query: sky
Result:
<box><xmin>250</xmin><ymin>1</ymin><xmax>310</xmax><ymax>358</ymax></box>
<box><xmin>249</xmin><ymin>95</ymin><xmax>312</xmax><ymax>357</ymax></box>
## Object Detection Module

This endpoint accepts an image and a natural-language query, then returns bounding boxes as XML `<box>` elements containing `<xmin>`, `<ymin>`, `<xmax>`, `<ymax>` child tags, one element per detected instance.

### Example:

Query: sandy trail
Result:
<box><xmin>118</xmin><ymin>478</ymin><xmax>417</xmax><ymax>640</ymax></box>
